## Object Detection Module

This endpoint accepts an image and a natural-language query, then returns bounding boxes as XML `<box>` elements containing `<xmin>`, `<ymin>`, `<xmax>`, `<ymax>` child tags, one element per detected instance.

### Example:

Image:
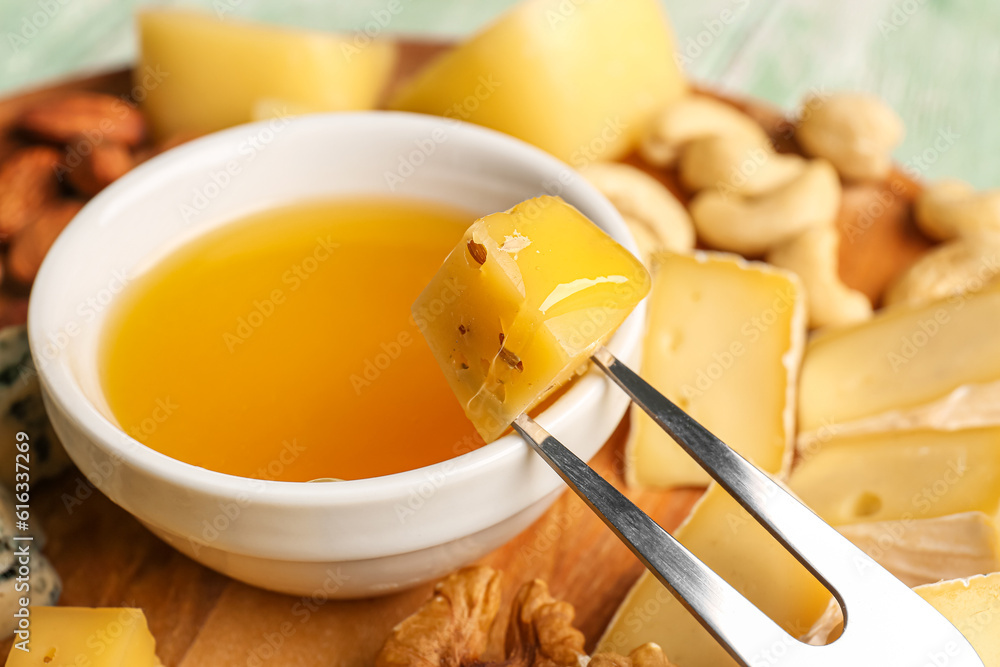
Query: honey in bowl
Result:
<box><xmin>100</xmin><ymin>198</ymin><xmax>485</xmax><ymax>482</ymax></box>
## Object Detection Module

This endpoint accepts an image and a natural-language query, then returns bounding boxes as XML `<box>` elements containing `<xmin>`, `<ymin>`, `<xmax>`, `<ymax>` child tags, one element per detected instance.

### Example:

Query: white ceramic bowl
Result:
<box><xmin>29</xmin><ymin>112</ymin><xmax>646</xmax><ymax>598</ymax></box>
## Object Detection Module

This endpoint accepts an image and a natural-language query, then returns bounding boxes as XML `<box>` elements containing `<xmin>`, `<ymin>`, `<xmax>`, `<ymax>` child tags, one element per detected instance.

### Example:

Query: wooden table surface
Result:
<box><xmin>1</xmin><ymin>0</ymin><xmax>999</xmax><ymax>188</ymax></box>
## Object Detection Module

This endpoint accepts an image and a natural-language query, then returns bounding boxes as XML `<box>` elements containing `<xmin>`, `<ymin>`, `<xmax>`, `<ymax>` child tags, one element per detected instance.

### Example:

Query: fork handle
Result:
<box><xmin>512</xmin><ymin>413</ymin><xmax>784</xmax><ymax>666</ymax></box>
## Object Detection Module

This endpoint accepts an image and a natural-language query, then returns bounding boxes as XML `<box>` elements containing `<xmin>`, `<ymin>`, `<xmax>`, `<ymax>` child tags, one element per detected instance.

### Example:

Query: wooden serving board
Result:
<box><xmin>0</xmin><ymin>41</ymin><xmax>932</xmax><ymax>665</ymax></box>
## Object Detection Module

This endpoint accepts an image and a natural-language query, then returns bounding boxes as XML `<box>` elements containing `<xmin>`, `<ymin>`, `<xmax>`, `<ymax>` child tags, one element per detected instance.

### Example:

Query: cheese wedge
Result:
<box><xmin>798</xmin><ymin>287</ymin><xmax>1000</xmax><ymax>443</ymax></box>
<box><xmin>917</xmin><ymin>574</ymin><xmax>1000</xmax><ymax>664</ymax></box>
<box><xmin>790</xmin><ymin>427</ymin><xmax>1000</xmax><ymax>525</ymax></box>
<box><xmin>805</xmin><ymin>573</ymin><xmax>1000</xmax><ymax>663</ymax></box>
<box><xmin>412</xmin><ymin>196</ymin><xmax>650</xmax><ymax>442</ymax></box>
<box><xmin>627</xmin><ymin>252</ymin><xmax>806</xmax><ymax>488</ymax></box>
<box><xmin>597</xmin><ymin>484</ymin><xmax>831</xmax><ymax>667</ymax></box>
<box><xmin>138</xmin><ymin>9</ymin><xmax>396</xmax><ymax>138</ymax></box>
<box><xmin>388</xmin><ymin>0</ymin><xmax>687</xmax><ymax>164</ymax></box>
<box><xmin>5</xmin><ymin>607</ymin><xmax>160</xmax><ymax>666</ymax></box>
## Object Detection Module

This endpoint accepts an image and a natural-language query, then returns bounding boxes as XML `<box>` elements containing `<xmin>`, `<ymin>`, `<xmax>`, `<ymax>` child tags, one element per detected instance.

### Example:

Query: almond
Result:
<box><xmin>134</xmin><ymin>129</ymin><xmax>201</xmax><ymax>164</ymax></box>
<box><xmin>16</xmin><ymin>92</ymin><xmax>146</xmax><ymax>147</ymax></box>
<box><xmin>66</xmin><ymin>142</ymin><xmax>134</xmax><ymax>197</ymax></box>
<box><xmin>6</xmin><ymin>199</ymin><xmax>85</xmax><ymax>284</ymax></box>
<box><xmin>0</xmin><ymin>146</ymin><xmax>62</xmax><ymax>239</ymax></box>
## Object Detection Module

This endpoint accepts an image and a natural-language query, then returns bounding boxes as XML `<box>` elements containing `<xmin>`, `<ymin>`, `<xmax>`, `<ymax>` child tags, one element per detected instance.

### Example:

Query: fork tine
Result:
<box><xmin>556</xmin><ymin>346</ymin><xmax>984</xmax><ymax>666</ymax></box>
<box><xmin>512</xmin><ymin>413</ymin><xmax>793</xmax><ymax>666</ymax></box>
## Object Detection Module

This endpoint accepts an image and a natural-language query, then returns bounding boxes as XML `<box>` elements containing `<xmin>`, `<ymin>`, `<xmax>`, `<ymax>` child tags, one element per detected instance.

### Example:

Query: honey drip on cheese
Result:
<box><xmin>100</xmin><ymin>198</ymin><xmax>485</xmax><ymax>481</ymax></box>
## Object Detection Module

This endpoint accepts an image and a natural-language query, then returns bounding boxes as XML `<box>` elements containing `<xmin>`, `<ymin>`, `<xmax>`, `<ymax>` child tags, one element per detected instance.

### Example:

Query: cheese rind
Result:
<box><xmin>790</xmin><ymin>427</ymin><xmax>1000</xmax><ymax>525</ymax></box>
<box><xmin>836</xmin><ymin>512</ymin><xmax>1000</xmax><ymax>588</ymax></box>
<box><xmin>626</xmin><ymin>252</ymin><xmax>806</xmax><ymax>488</ymax></box>
<box><xmin>597</xmin><ymin>484</ymin><xmax>831</xmax><ymax>667</ymax></box>
<box><xmin>4</xmin><ymin>607</ymin><xmax>159</xmax><ymax>667</ymax></box>
<box><xmin>388</xmin><ymin>0</ymin><xmax>687</xmax><ymax>164</ymax></box>
<box><xmin>413</xmin><ymin>196</ymin><xmax>650</xmax><ymax>442</ymax></box>
<box><xmin>138</xmin><ymin>10</ymin><xmax>397</xmax><ymax>138</ymax></box>
<box><xmin>798</xmin><ymin>288</ymin><xmax>1000</xmax><ymax>435</ymax></box>
<box><xmin>916</xmin><ymin>574</ymin><xmax>1000</xmax><ymax>664</ymax></box>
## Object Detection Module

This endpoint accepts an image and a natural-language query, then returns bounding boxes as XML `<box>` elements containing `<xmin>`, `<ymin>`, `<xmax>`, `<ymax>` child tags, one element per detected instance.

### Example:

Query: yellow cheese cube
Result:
<box><xmin>790</xmin><ymin>427</ymin><xmax>1000</xmax><ymax>525</ymax></box>
<box><xmin>412</xmin><ymin>196</ymin><xmax>650</xmax><ymax>442</ymax></box>
<box><xmin>138</xmin><ymin>9</ymin><xmax>397</xmax><ymax>138</ymax></box>
<box><xmin>5</xmin><ymin>607</ymin><xmax>159</xmax><ymax>667</ymax></box>
<box><xmin>389</xmin><ymin>0</ymin><xmax>687</xmax><ymax>164</ymax></box>
<box><xmin>597</xmin><ymin>484</ymin><xmax>831</xmax><ymax>667</ymax></box>
<box><xmin>798</xmin><ymin>287</ymin><xmax>1000</xmax><ymax>439</ymax></box>
<box><xmin>627</xmin><ymin>252</ymin><xmax>806</xmax><ymax>488</ymax></box>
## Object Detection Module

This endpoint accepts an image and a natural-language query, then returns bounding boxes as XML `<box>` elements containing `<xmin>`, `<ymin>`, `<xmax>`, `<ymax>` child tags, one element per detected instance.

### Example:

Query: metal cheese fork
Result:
<box><xmin>512</xmin><ymin>346</ymin><xmax>985</xmax><ymax>667</ymax></box>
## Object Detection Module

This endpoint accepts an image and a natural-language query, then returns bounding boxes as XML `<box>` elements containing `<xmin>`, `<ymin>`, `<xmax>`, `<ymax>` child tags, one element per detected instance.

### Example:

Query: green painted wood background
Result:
<box><xmin>1</xmin><ymin>0</ymin><xmax>997</xmax><ymax>187</ymax></box>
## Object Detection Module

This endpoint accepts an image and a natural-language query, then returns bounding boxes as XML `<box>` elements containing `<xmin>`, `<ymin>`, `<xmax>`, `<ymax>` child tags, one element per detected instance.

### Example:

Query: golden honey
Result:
<box><xmin>100</xmin><ymin>198</ymin><xmax>485</xmax><ymax>481</ymax></box>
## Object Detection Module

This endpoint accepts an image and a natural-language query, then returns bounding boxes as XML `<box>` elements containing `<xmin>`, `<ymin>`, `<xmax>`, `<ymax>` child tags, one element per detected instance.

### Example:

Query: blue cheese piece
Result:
<box><xmin>0</xmin><ymin>325</ymin><xmax>72</xmax><ymax>487</ymax></box>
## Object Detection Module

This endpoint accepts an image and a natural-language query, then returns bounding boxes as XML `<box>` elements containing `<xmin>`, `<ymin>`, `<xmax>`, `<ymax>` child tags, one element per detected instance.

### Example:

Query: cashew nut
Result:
<box><xmin>914</xmin><ymin>179</ymin><xmax>1000</xmax><ymax>241</ymax></box>
<box><xmin>640</xmin><ymin>95</ymin><xmax>770</xmax><ymax>167</ymax></box>
<box><xmin>678</xmin><ymin>133</ymin><xmax>806</xmax><ymax>196</ymax></box>
<box><xmin>885</xmin><ymin>233</ymin><xmax>1000</xmax><ymax>308</ymax></box>
<box><xmin>581</xmin><ymin>162</ymin><xmax>695</xmax><ymax>266</ymax></box>
<box><xmin>766</xmin><ymin>226</ymin><xmax>873</xmax><ymax>329</ymax></box>
<box><xmin>689</xmin><ymin>159</ymin><xmax>842</xmax><ymax>256</ymax></box>
<box><xmin>796</xmin><ymin>93</ymin><xmax>904</xmax><ymax>181</ymax></box>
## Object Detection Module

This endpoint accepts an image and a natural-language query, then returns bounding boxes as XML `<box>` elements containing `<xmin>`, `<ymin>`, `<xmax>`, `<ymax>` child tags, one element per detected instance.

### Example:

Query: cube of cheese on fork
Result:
<box><xmin>412</xmin><ymin>196</ymin><xmax>650</xmax><ymax>442</ymax></box>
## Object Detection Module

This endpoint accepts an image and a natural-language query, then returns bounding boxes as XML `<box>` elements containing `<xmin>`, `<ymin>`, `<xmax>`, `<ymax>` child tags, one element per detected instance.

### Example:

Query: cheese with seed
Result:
<box><xmin>626</xmin><ymin>252</ymin><xmax>806</xmax><ymax>488</ymax></box>
<box><xmin>413</xmin><ymin>196</ymin><xmax>650</xmax><ymax>442</ymax></box>
<box><xmin>798</xmin><ymin>286</ymin><xmax>1000</xmax><ymax>442</ymax></box>
<box><xmin>4</xmin><ymin>607</ymin><xmax>160</xmax><ymax>666</ymax></box>
<box><xmin>790</xmin><ymin>427</ymin><xmax>1000</xmax><ymax>525</ymax></box>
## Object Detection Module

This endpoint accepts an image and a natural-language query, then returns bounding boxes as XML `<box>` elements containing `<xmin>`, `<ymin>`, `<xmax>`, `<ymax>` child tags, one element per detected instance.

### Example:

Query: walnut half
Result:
<box><xmin>375</xmin><ymin>566</ymin><xmax>677</xmax><ymax>667</ymax></box>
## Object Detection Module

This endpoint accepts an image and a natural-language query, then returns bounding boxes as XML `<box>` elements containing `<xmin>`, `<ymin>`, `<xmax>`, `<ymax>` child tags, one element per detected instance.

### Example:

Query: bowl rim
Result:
<box><xmin>29</xmin><ymin>111</ymin><xmax>646</xmax><ymax>510</ymax></box>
